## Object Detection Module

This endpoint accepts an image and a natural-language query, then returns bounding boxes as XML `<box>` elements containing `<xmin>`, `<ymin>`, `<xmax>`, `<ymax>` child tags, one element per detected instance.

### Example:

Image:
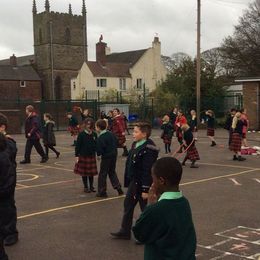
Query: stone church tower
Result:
<box><xmin>32</xmin><ymin>0</ymin><xmax>87</xmax><ymax>100</ymax></box>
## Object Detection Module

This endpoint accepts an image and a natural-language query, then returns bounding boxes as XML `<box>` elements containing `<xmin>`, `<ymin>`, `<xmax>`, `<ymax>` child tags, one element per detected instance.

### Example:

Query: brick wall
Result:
<box><xmin>243</xmin><ymin>82</ymin><xmax>260</xmax><ymax>130</ymax></box>
<box><xmin>0</xmin><ymin>80</ymin><xmax>42</xmax><ymax>100</ymax></box>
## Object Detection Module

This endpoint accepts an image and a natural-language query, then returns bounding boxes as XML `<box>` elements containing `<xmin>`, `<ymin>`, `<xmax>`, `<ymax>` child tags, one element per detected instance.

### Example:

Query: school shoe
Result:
<box><xmin>117</xmin><ymin>188</ymin><xmax>124</xmax><ymax>196</ymax></box>
<box><xmin>84</xmin><ymin>188</ymin><xmax>91</xmax><ymax>193</ymax></box>
<box><xmin>233</xmin><ymin>155</ymin><xmax>238</xmax><ymax>161</ymax></box>
<box><xmin>211</xmin><ymin>141</ymin><xmax>216</xmax><ymax>147</ymax></box>
<box><xmin>122</xmin><ymin>151</ymin><xmax>129</xmax><ymax>157</ymax></box>
<box><xmin>56</xmin><ymin>152</ymin><xmax>60</xmax><ymax>158</ymax></box>
<box><xmin>20</xmin><ymin>160</ymin><xmax>30</xmax><ymax>164</ymax></box>
<box><xmin>4</xmin><ymin>234</ymin><xmax>18</xmax><ymax>246</ymax></box>
<box><xmin>90</xmin><ymin>187</ymin><xmax>96</xmax><ymax>192</ymax></box>
<box><xmin>96</xmin><ymin>192</ymin><xmax>108</xmax><ymax>198</ymax></box>
<box><xmin>135</xmin><ymin>239</ymin><xmax>144</xmax><ymax>245</ymax></box>
<box><xmin>40</xmin><ymin>157</ymin><xmax>48</xmax><ymax>163</ymax></box>
<box><xmin>238</xmin><ymin>156</ymin><xmax>246</xmax><ymax>161</ymax></box>
<box><xmin>190</xmin><ymin>164</ymin><xmax>199</xmax><ymax>168</ymax></box>
<box><xmin>110</xmin><ymin>231</ymin><xmax>131</xmax><ymax>240</ymax></box>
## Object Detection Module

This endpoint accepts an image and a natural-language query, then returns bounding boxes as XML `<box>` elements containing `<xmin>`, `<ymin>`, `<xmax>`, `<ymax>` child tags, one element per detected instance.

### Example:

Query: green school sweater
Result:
<box><xmin>132</xmin><ymin>196</ymin><xmax>197</xmax><ymax>260</ymax></box>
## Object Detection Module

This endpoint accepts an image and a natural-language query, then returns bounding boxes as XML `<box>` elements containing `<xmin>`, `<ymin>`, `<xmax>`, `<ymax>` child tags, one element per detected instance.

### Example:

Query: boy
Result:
<box><xmin>132</xmin><ymin>157</ymin><xmax>197</xmax><ymax>260</ymax></box>
<box><xmin>111</xmin><ymin>122</ymin><xmax>159</xmax><ymax>240</ymax></box>
<box><xmin>0</xmin><ymin>113</ymin><xmax>18</xmax><ymax>247</ymax></box>
<box><xmin>95</xmin><ymin>119</ymin><xmax>124</xmax><ymax>197</ymax></box>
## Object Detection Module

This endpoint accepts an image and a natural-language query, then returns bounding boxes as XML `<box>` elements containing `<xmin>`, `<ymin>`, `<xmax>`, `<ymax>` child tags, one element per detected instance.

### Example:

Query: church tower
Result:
<box><xmin>32</xmin><ymin>0</ymin><xmax>88</xmax><ymax>99</ymax></box>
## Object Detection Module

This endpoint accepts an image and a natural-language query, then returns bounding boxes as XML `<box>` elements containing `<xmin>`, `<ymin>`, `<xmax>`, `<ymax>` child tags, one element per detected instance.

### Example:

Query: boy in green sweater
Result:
<box><xmin>132</xmin><ymin>157</ymin><xmax>197</xmax><ymax>260</ymax></box>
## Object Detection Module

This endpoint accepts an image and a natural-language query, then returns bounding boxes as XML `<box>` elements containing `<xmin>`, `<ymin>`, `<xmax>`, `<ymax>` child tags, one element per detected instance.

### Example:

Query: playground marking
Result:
<box><xmin>199</xmin><ymin>162</ymin><xmax>259</xmax><ymax>170</ymax></box>
<box><xmin>230</xmin><ymin>178</ymin><xmax>242</xmax><ymax>186</ymax></box>
<box><xmin>17</xmin><ymin>173</ymin><xmax>39</xmax><ymax>182</ymax></box>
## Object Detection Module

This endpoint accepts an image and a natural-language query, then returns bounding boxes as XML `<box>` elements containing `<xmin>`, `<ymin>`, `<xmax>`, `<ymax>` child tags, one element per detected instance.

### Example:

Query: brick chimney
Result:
<box><xmin>96</xmin><ymin>35</ymin><xmax>107</xmax><ymax>66</ymax></box>
<box><xmin>10</xmin><ymin>54</ymin><xmax>17</xmax><ymax>66</ymax></box>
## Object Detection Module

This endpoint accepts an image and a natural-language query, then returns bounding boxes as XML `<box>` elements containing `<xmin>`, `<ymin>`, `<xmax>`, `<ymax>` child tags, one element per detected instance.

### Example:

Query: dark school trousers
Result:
<box><xmin>1</xmin><ymin>194</ymin><xmax>18</xmax><ymax>240</ymax></box>
<box><xmin>120</xmin><ymin>181</ymin><xmax>147</xmax><ymax>235</ymax></box>
<box><xmin>24</xmin><ymin>139</ymin><xmax>45</xmax><ymax>161</ymax></box>
<box><xmin>98</xmin><ymin>156</ymin><xmax>121</xmax><ymax>194</ymax></box>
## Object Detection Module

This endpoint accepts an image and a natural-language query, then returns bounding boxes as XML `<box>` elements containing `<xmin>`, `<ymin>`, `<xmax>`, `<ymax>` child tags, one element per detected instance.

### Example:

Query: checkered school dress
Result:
<box><xmin>74</xmin><ymin>155</ymin><xmax>98</xmax><ymax>176</ymax></box>
<box><xmin>186</xmin><ymin>145</ymin><xmax>200</xmax><ymax>161</ymax></box>
<box><xmin>207</xmin><ymin>128</ymin><xmax>215</xmax><ymax>137</ymax></box>
<box><xmin>68</xmin><ymin>126</ymin><xmax>80</xmax><ymax>137</ymax></box>
<box><xmin>116</xmin><ymin>134</ymin><xmax>126</xmax><ymax>148</ymax></box>
<box><xmin>229</xmin><ymin>133</ymin><xmax>242</xmax><ymax>152</ymax></box>
<box><xmin>162</xmin><ymin>134</ymin><xmax>172</xmax><ymax>144</ymax></box>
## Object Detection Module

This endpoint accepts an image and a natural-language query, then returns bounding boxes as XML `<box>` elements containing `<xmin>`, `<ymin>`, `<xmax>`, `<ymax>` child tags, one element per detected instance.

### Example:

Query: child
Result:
<box><xmin>205</xmin><ymin>110</ymin><xmax>216</xmax><ymax>146</ymax></box>
<box><xmin>110</xmin><ymin>122</ymin><xmax>159</xmax><ymax>240</ymax></box>
<box><xmin>0</xmin><ymin>113</ymin><xmax>18</xmax><ymax>248</ymax></box>
<box><xmin>175</xmin><ymin>110</ymin><xmax>187</xmax><ymax>153</ymax></box>
<box><xmin>181</xmin><ymin>124</ymin><xmax>200</xmax><ymax>168</ymax></box>
<box><xmin>95</xmin><ymin>119</ymin><xmax>124</xmax><ymax>198</ymax></box>
<box><xmin>43</xmin><ymin>113</ymin><xmax>60</xmax><ymax>159</ymax></box>
<box><xmin>160</xmin><ymin>115</ymin><xmax>174</xmax><ymax>154</ymax></box>
<box><xmin>132</xmin><ymin>157</ymin><xmax>197</xmax><ymax>260</ymax></box>
<box><xmin>190</xmin><ymin>110</ymin><xmax>198</xmax><ymax>140</ymax></box>
<box><xmin>67</xmin><ymin>112</ymin><xmax>79</xmax><ymax>146</ymax></box>
<box><xmin>74</xmin><ymin>118</ymin><xmax>98</xmax><ymax>193</ymax></box>
<box><xmin>230</xmin><ymin>112</ymin><xmax>246</xmax><ymax>161</ymax></box>
<box><xmin>224</xmin><ymin>108</ymin><xmax>237</xmax><ymax>146</ymax></box>
<box><xmin>240</xmin><ymin>108</ymin><xmax>249</xmax><ymax>148</ymax></box>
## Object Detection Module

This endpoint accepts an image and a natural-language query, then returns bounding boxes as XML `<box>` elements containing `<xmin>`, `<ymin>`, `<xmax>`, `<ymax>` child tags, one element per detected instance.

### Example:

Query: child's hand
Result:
<box><xmin>147</xmin><ymin>184</ymin><xmax>158</xmax><ymax>204</ymax></box>
<box><xmin>141</xmin><ymin>192</ymin><xmax>149</xmax><ymax>200</ymax></box>
<box><xmin>75</xmin><ymin>157</ymin><xmax>79</xmax><ymax>163</ymax></box>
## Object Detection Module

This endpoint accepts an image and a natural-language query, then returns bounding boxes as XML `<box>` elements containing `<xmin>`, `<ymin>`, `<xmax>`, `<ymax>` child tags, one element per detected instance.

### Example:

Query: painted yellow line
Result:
<box><xmin>199</xmin><ymin>162</ymin><xmax>259</xmax><ymax>170</ymax></box>
<box><xmin>17</xmin><ymin>167</ymin><xmax>45</xmax><ymax>173</ymax></box>
<box><xmin>30</xmin><ymin>164</ymin><xmax>74</xmax><ymax>172</ymax></box>
<box><xmin>180</xmin><ymin>169</ymin><xmax>258</xmax><ymax>186</ymax></box>
<box><xmin>17</xmin><ymin>173</ymin><xmax>39</xmax><ymax>182</ymax></box>
<box><xmin>18</xmin><ymin>195</ymin><xmax>125</xmax><ymax>220</ymax></box>
<box><xmin>16</xmin><ymin>179</ymin><xmax>78</xmax><ymax>190</ymax></box>
<box><xmin>16</xmin><ymin>183</ymin><xmax>29</xmax><ymax>188</ymax></box>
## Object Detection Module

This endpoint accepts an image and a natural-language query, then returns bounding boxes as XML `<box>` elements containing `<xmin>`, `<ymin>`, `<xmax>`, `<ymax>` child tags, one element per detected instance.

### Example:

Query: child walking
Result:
<box><xmin>67</xmin><ymin>112</ymin><xmax>79</xmax><ymax>146</ymax></box>
<box><xmin>205</xmin><ymin>110</ymin><xmax>216</xmax><ymax>146</ymax></box>
<box><xmin>230</xmin><ymin>112</ymin><xmax>246</xmax><ymax>161</ymax></box>
<box><xmin>181</xmin><ymin>124</ymin><xmax>200</xmax><ymax>168</ymax></box>
<box><xmin>160</xmin><ymin>115</ymin><xmax>174</xmax><ymax>154</ymax></box>
<box><xmin>132</xmin><ymin>157</ymin><xmax>197</xmax><ymax>260</ymax></box>
<box><xmin>43</xmin><ymin>113</ymin><xmax>60</xmax><ymax>159</ymax></box>
<box><xmin>110</xmin><ymin>122</ymin><xmax>159</xmax><ymax>240</ymax></box>
<box><xmin>175</xmin><ymin>110</ymin><xmax>187</xmax><ymax>153</ymax></box>
<box><xmin>95</xmin><ymin>119</ymin><xmax>124</xmax><ymax>198</ymax></box>
<box><xmin>190</xmin><ymin>110</ymin><xmax>198</xmax><ymax>140</ymax></box>
<box><xmin>74</xmin><ymin>118</ymin><xmax>98</xmax><ymax>193</ymax></box>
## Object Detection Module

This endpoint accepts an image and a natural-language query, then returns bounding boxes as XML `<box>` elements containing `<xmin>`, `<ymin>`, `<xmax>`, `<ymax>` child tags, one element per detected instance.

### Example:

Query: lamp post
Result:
<box><xmin>196</xmin><ymin>0</ymin><xmax>201</xmax><ymax>126</ymax></box>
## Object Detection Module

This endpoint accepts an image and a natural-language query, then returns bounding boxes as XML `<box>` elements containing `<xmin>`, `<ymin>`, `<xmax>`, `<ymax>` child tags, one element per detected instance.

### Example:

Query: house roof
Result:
<box><xmin>0</xmin><ymin>54</ymin><xmax>35</xmax><ymax>66</ymax></box>
<box><xmin>87</xmin><ymin>62</ymin><xmax>131</xmax><ymax>78</ymax></box>
<box><xmin>106</xmin><ymin>49</ymin><xmax>148</xmax><ymax>66</ymax></box>
<box><xmin>0</xmin><ymin>65</ymin><xmax>41</xmax><ymax>81</ymax></box>
<box><xmin>235</xmin><ymin>77</ymin><xmax>260</xmax><ymax>83</ymax></box>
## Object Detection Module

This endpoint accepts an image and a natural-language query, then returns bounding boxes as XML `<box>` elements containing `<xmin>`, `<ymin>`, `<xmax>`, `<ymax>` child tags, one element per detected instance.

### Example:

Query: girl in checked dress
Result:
<box><xmin>74</xmin><ymin>118</ymin><xmax>98</xmax><ymax>193</ymax></box>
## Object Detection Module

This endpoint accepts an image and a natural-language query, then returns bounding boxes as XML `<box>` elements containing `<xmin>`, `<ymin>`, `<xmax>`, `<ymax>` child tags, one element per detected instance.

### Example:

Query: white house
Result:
<box><xmin>71</xmin><ymin>36</ymin><xmax>168</xmax><ymax>99</ymax></box>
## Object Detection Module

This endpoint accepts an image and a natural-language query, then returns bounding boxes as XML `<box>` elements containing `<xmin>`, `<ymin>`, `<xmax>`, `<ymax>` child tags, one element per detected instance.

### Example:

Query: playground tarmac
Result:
<box><xmin>6</xmin><ymin>129</ymin><xmax>260</xmax><ymax>260</ymax></box>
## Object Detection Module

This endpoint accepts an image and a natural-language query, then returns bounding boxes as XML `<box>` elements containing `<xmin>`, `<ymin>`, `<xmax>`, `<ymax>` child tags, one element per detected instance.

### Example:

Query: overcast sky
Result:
<box><xmin>0</xmin><ymin>0</ymin><xmax>253</xmax><ymax>61</ymax></box>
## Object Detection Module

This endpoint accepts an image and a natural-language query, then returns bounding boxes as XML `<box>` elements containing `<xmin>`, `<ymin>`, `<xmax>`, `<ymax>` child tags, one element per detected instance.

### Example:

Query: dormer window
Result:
<box><xmin>20</xmin><ymin>81</ymin><xmax>26</xmax><ymax>87</ymax></box>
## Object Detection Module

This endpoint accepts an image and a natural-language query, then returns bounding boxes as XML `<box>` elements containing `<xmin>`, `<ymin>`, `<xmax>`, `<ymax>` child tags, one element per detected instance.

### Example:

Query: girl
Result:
<box><xmin>181</xmin><ymin>124</ymin><xmax>200</xmax><ymax>168</ymax></box>
<box><xmin>67</xmin><ymin>112</ymin><xmax>79</xmax><ymax>146</ymax></box>
<box><xmin>43</xmin><ymin>113</ymin><xmax>60</xmax><ymax>159</ymax></box>
<box><xmin>161</xmin><ymin>115</ymin><xmax>174</xmax><ymax>154</ymax></box>
<box><xmin>230</xmin><ymin>112</ymin><xmax>246</xmax><ymax>161</ymax></box>
<box><xmin>205</xmin><ymin>110</ymin><xmax>216</xmax><ymax>146</ymax></box>
<box><xmin>240</xmin><ymin>108</ymin><xmax>249</xmax><ymax>148</ymax></box>
<box><xmin>175</xmin><ymin>110</ymin><xmax>187</xmax><ymax>153</ymax></box>
<box><xmin>74</xmin><ymin>118</ymin><xmax>98</xmax><ymax>193</ymax></box>
<box><xmin>190</xmin><ymin>110</ymin><xmax>198</xmax><ymax>140</ymax></box>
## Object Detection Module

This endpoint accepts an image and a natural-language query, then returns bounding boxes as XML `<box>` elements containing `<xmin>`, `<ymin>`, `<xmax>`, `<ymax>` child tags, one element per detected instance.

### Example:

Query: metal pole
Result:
<box><xmin>196</xmin><ymin>0</ymin><xmax>201</xmax><ymax>125</ymax></box>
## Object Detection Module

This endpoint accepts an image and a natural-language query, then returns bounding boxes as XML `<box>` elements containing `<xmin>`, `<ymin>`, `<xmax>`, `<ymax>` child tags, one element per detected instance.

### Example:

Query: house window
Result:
<box><xmin>97</xmin><ymin>78</ymin><xmax>107</xmax><ymax>87</ymax></box>
<box><xmin>20</xmin><ymin>81</ymin><xmax>26</xmax><ymax>87</ymax></box>
<box><xmin>136</xmin><ymin>78</ymin><xmax>142</xmax><ymax>89</ymax></box>
<box><xmin>234</xmin><ymin>92</ymin><xmax>242</xmax><ymax>107</ymax></box>
<box><xmin>119</xmin><ymin>78</ymin><xmax>126</xmax><ymax>90</ymax></box>
<box><xmin>73</xmin><ymin>82</ymin><xmax>76</xmax><ymax>90</ymax></box>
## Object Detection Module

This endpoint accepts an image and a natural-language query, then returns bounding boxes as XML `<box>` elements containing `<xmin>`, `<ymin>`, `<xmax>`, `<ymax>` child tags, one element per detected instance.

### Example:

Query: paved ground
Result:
<box><xmin>5</xmin><ymin>129</ymin><xmax>260</xmax><ymax>260</ymax></box>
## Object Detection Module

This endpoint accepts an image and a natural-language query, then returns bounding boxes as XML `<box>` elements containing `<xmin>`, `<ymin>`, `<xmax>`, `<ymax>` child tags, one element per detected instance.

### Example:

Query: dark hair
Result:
<box><xmin>134</xmin><ymin>121</ymin><xmax>152</xmax><ymax>138</ymax></box>
<box><xmin>44</xmin><ymin>113</ymin><xmax>53</xmax><ymax>120</ymax></box>
<box><xmin>0</xmin><ymin>113</ymin><xmax>8</xmax><ymax>128</ymax></box>
<box><xmin>84</xmin><ymin>118</ymin><xmax>94</xmax><ymax>129</ymax></box>
<box><xmin>113</xmin><ymin>108</ymin><xmax>120</xmax><ymax>113</ymax></box>
<box><xmin>96</xmin><ymin>119</ymin><xmax>107</xmax><ymax>130</ymax></box>
<box><xmin>240</xmin><ymin>108</ymin><xmax>245</xmax><ymax>113</ymax></box>
<box><xmin>0</xmin><ymin>133</ymin><xmax>7</xmax><ymax>152</ymax></box>
<box><xmin>152</xmin><ymin>157</ymin><xmax>182</xmax><ymax>186</ymax></box>
<box><xmin>230</xmin><ymin>108</ymin><xmax>237</xmax><ymax>112</ymax></box>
